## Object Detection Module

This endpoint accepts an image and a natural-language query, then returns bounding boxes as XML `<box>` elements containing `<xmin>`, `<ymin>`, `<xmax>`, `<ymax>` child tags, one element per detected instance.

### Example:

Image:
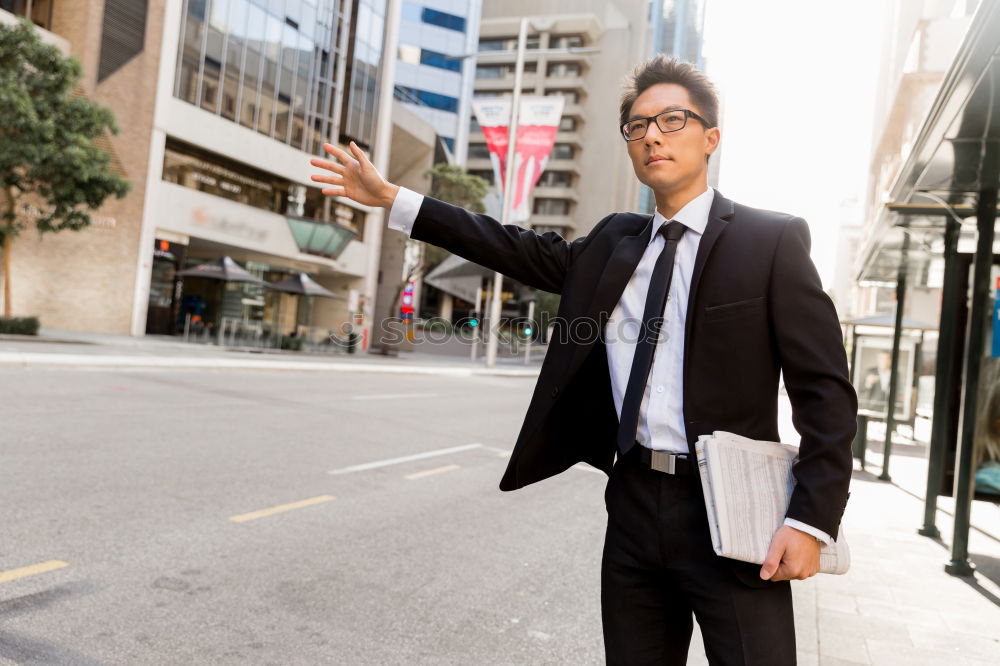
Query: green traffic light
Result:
<box><xmin>523</xmin><ymin>327</ymin><xmax>532</xmax><ymax>336</ymax></box>
<box><xmin>470</xmin><ymin>319</ymin><xmax>478</xmax><ymax>327</ymax></box>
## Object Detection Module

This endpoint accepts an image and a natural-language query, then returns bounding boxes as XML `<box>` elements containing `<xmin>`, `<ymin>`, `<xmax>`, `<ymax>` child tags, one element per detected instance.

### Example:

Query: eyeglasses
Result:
<box><xmin>620</xmin><ymin>108</ymin><xmax>708</xmax><ymax>141</ymax></box>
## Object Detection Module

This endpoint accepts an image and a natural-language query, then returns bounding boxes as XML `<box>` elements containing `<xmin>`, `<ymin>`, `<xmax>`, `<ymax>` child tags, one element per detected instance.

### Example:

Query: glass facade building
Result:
<box><xmin>173</xmin><ymin>0</ymin><xmax>384</xmax><ymax>154</ymax></box>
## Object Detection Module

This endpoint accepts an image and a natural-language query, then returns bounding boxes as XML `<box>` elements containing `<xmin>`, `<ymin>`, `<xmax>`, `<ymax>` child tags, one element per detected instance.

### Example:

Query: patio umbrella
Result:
<box><xmin>267</xmin><ymin>272</ymin><xmax>344</xmax><ymax>347</ymax></box>
<box><xmin>176</xmin><ymin>255</ymin><xmax>270</xmax><ymax>285</ymax></box>
<box><xmin>176</xmin><ymin>256</ymin><xmax>270</xmax><ymax>342</ymax></box>
<box><xmin>268</xmin><ymin>272</ymin><xmax>344</xmax><ymax>299</ymax></box>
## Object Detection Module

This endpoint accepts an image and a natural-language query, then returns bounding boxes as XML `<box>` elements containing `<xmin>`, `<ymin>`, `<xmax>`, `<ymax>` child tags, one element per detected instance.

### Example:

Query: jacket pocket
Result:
<box><xmin>703</xmin><ymin>295</ymin><xmax>766</xmax><ymax>322</ymax></box>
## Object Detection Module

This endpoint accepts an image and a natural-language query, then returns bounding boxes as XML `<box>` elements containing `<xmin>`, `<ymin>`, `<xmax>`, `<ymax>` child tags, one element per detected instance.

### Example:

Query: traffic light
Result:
<box><xmin>523</xmin><ymin>326</ymin><xmax>532</xmax><ymax>337</ymax></box>
<box><xmin>469</xmin><ymin>311</ymin><xmax>479</xmax><ymax>328</ymax></box>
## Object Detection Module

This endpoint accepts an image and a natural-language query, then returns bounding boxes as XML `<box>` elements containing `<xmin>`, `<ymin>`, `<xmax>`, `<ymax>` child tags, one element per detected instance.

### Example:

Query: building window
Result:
<box><xmin>1</xmin><ymin>0</ymin><xmax>55</xmax><ymax>30</ymax></box>
<box><xmin>546</xmin><ymin>62</ymin><xmax>580</xmax><ymax>77</ymax></box>
<box><xmin>395</xmin><ymin>85</ymin><xmax>459</xmax><ymax>112</ymax></box>
<box><xmin>551</xmin><ymin>143</ymin><xmax>574</xmax><ymax>160</ymax></box>
<box><xmin>98</xmin><ymin>0</ymin><xmax>148</xmax><ymax>82</ymax></box>
<box><xmin>548</xmin><ymin>89</ymin><xmax>580</xmax><ymax>104</ymax></box>
<box><xmin>172</xmin><ymin>0</ymin><xmax>349</xmax><ymax>154</ymax></box>
<box><xmin>533</xmin><ymin>224</ymin><xmax>568</xmax><ymax>237</ymax></box>
<box><xmin>551</xmin><ymin>34</ymin><xmax>584</xmax><ymax>48</ymax></box>
<box><xmin>478</xmin><ymin>36</ymin><xmax>540</xmax><ymax>51</ymax></box>
<box><xmin>468</xmin><ymin>143</ymin><xmax>491</xmax><ymax>159</ymax></box>
<box><xmin>162</xmin><ymin>138</ymin><xmax>285</xmax><ymax>213</ymax></box>
<box><xmin>538</xmin><ymin>171</ymin><xmax>572</xmax><ymax>187</ymax></box>
<box><xmin>421</xmin><ymin>7</ymin><xmax>466</xmax><ymax>32</ymax></box>
<box><xmin>468</xmin><ymin>169</ymin><xmax>494</xmax><ymax>185</ymax></box>
<box><xmin>398</xmin><ymin>44</ymin><xmax>421</xmax><ymax>64</ymax></box>
<box><xmin>558</xmin><ymin>116</ymin><xmax>576</xmax><ymax>131</ymax></box>
<box><xmin>420</xmin><ymin>48</ymin><xmax>461</xmax><ymax>72</ymax></box>
<box><xmin>473</xmin><ymin>88</ymin><xmax>534</xmax><ymax>98</ymax></box>
<box><xmin>476</xmin><ymin>62</ymin><xmax>536</xmax><ymax>78</ymax></box>
<box><xmin>533</xmin><ymin>198</ymin><xmax>571</xmax><ymax>216</ymax></box>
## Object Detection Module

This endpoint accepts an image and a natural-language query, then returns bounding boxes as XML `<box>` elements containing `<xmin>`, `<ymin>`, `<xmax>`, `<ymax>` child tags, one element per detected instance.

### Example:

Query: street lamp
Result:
<box><xmin>447</xmin><ymin>19</ymin><xmax>599</xmax><ymax>367</ymax></box>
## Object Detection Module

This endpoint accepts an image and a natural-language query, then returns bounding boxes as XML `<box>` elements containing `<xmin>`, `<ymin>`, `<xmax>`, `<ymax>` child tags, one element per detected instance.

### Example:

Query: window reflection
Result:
<box><xmin>172</xmin><ymin>0</ymin><xmax>364</xmax><ymax>152</ymax></box>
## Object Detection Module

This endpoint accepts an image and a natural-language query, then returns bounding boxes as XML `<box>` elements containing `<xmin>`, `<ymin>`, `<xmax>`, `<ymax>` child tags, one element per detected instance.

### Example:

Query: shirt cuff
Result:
<box><xmin>386</xmin><ymin>185</ymin><xmax>424</xmax><ymax>236</ymax></box>
<box><xmin>783</xmin><ymin>518</ymin><xmax>834</xmax><ymax>547</ymax></box>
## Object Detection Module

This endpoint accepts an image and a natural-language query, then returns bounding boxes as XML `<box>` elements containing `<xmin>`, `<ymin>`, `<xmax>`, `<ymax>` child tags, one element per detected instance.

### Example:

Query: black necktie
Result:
<box><xmin>616</xmin><ymin>220</ymin><xmax>688</xmax><ymax>456</ymax></box>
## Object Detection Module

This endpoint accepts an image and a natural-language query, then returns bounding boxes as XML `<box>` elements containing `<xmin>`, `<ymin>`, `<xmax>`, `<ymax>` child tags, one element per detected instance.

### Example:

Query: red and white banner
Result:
<box><xmin>471</xmin><ymin>95</ymin><xmax>565</xmax><ymax>223</ymax></box>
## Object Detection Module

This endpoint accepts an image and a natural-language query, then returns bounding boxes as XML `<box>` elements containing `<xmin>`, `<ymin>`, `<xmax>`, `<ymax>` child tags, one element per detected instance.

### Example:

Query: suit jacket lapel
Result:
<box><xmin>563</xmin><ymin>213</ymin><xmax>654</xmax><ymax>379</ymax></box>
<box><xmin>682</xmin><ymin>188</ymin><xmax>735</xmax><ymax>454</ymax></box>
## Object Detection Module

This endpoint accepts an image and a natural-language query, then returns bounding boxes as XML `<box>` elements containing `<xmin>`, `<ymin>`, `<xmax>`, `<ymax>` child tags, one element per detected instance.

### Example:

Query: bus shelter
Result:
<box><xmin>853</xmin><ymin>0</ymin><xmax>1000</xmax><ymax>576</ymax></box>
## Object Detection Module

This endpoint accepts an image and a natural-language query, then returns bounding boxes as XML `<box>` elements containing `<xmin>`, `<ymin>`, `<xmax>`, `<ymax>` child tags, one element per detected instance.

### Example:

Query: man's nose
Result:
<box><xmin>643</xmin><ymin>122</ymin><xmax>666</xmax><ymax>145</ymax></box>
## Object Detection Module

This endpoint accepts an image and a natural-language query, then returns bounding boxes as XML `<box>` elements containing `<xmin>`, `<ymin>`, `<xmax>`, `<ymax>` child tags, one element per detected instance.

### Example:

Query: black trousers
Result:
<box><xmin>601</xmin><ymin>444</ymin><xmax>796</xmax><ymax>665</ymax></box>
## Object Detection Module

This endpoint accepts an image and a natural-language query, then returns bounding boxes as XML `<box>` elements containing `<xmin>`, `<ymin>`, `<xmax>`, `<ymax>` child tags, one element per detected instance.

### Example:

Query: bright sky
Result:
<box><xmin>701</xmin><ymin>0</ymin><xmax>889</xmax><ymax>288</ymax></box>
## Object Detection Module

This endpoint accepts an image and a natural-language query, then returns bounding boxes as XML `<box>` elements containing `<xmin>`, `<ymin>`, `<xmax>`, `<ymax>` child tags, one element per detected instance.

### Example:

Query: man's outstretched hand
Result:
<box><xmin>309</xmin><ymin>140</ymin><xmax>399</xmax><ymax>209</ymax></box>
<box><xmin>759</xmin><ymin>525</ymin><xmax>822</xmax><ymax>581</ymax></box>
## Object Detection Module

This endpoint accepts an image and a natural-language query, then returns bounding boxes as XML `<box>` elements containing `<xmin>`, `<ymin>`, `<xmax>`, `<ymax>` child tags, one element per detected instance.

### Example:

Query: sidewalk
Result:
<box><xmin>0</xmin><ymin>327</ymin><xmax>544</xmax><ymax>377</ymax></box>
<box><xmin>702</xmin><ymin>404</ymin><xmax>1000</xmax><ymax>665</ymax></box>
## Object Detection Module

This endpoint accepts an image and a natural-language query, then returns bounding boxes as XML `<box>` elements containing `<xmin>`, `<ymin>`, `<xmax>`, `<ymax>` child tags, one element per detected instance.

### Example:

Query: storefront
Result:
<box><xmin>144</xmin><ymin>137</ymin><xmax>368</xmax><ymax>345</ymax></box>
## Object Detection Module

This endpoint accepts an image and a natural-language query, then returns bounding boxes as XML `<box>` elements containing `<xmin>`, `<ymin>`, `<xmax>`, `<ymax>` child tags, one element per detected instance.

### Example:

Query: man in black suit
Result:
<box><xmin>311</xmin><ymin>54</ymin><xmax>857</xmax><ymax>665</ymax></box>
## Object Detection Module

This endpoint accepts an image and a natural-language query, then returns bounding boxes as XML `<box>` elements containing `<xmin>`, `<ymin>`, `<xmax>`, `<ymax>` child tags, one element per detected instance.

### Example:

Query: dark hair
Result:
<box><xmin>619</xmin><ymin>54</ymin><xmax>720</xmax><ymax>133</ymax></box>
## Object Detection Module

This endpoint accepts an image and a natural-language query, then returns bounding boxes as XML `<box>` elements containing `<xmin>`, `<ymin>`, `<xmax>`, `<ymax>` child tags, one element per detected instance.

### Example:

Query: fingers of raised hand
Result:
<box><xmin>309</xmin><ymin>157</ymin><xmax>345</xmax><ymax>174</ymax></box>
<box><xmin>321</xmin><ymin>142</ymin><xmax>357</xmax><ymax>167</ymax></box>
<box><xmin>310</xmin><ymin>172</ymin><xmax>342</xmax><ymax>186</ymax></box>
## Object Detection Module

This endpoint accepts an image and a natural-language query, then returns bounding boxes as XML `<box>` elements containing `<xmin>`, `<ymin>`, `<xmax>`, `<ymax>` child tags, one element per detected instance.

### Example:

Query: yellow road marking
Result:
<box><xmin>0</xmin><ymin>560</ymin><xmax>68</xmax><ymax>584</ymax></box>
<box><xmin>229</xmin><ymin>495</ymin><xmax>336</xmax><ymax>523</ymax></box>
<box><xmin>404</xmin><ymin>464</ymin><xmax>461</xmax><ymax>480</ymax></box>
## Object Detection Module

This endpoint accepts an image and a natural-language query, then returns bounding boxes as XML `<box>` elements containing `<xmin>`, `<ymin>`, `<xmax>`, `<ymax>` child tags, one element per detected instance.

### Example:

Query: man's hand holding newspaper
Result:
<box><xmin>760</xmin><ymin>524</ymin><xmax>822</xmax><ymax>581</ymax></box>
<box><xmin>695</xmin><ymin>431</ymin><xmax>851</xmax><ymax>579</ymax></box>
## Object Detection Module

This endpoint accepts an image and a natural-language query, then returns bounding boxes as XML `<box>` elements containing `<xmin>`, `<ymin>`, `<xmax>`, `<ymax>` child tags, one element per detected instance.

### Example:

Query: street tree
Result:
<box><xmin>0</xmin><ymin>18</ymin><xmax>131</xmax><ymax>318</ymax></box>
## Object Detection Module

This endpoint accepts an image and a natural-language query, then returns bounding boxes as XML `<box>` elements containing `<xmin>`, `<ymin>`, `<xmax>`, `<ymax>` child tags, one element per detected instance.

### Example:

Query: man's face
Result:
<box><xmin>624</xmin><ymin>83</ymin><xmax>720</xmax><ymax>192</ymax></box>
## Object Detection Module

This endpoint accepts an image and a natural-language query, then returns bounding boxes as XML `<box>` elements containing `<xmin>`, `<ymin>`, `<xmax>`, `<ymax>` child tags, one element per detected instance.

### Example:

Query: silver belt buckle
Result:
<box><xmin>650</xmin><ymin>450</ymin><xmax>678</xmax><ymax>474</ymax></box>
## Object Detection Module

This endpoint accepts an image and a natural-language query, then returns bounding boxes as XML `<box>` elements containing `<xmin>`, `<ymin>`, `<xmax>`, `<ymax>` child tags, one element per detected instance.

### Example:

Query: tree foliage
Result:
<box><xmin>0</xmin><ymin>18</ymin><xmax>131</xmax><ymax>316</ymax></box>
<box><xmin>419</xmin><ymin>163</ymin><xmax>489</xmax><ymax>271</ymax></box>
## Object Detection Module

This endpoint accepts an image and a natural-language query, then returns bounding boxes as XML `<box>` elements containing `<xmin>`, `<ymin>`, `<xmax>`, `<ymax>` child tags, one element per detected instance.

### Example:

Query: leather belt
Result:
<box><xmin>637</xmin><ymin>444</ymin><xmax>695</xmax><ymax>476</ymax></box>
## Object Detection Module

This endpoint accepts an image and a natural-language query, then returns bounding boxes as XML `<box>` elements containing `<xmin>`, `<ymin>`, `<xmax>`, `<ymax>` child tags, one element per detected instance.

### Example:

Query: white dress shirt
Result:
<box><xmin>386</xmin><ymin>185</ymin><xmax>832</xmax><ymax>546</ymax></box>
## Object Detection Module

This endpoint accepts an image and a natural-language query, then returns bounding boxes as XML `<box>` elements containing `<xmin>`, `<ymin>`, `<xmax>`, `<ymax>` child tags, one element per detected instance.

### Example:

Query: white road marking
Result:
<box><xmin>327</xmin><ymin>443</ymin><xmax>483</xmax><ymax>475</ymax></box>
<box><xmin>404</xmin><ymin>464</ymin><xmax>461</xmax><ymax>480</ymax></box>
<box><xmin>349</xmin><ymin>392</ymin><xmax>439</xmax><ymax>401</ymax></box>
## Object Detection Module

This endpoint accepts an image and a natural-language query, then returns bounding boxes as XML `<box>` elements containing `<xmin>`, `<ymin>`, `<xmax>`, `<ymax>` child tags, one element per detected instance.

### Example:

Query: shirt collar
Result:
<box><xmin>648</xmin><ymin>186</ymin><xmax>715</xmax><ymax>244</ymax></box>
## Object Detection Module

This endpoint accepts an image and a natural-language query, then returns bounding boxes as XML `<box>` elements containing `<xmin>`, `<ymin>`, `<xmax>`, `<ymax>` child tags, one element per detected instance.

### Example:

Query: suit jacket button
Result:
<box><xmin>551</xmin><ymin>386</ymin><xmax>559</xmax><ymax>398</ymax></box>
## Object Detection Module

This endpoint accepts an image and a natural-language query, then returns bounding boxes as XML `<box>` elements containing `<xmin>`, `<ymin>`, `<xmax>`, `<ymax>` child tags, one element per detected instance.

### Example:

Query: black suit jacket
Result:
<box><xmin>409</xmin><ymin>188</ymin><xmax>857</xmax><ymax>577</ymax></box>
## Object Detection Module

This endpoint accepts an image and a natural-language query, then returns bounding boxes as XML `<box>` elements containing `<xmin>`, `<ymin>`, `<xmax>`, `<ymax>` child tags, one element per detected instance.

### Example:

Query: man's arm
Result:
<box><xmin>311</xmin><ymin>142</ymin><xmax>613</xmax><ymax>295</ymax></box>
<box><xmin>399</xmin><ymin>188</ymin><xmax>614</xmax><ymax>295</ymax></box>
<box><xmin>769</xmin><ymin>217</ymin><xmax>858</xmax><ymax>540</ymax></box>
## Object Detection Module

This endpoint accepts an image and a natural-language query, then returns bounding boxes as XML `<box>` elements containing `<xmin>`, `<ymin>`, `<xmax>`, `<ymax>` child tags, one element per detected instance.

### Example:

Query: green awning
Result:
<box><xmin>286</xmin><ymin>216</ymin><xmax>357</xmax><ymax>260</ymax></box>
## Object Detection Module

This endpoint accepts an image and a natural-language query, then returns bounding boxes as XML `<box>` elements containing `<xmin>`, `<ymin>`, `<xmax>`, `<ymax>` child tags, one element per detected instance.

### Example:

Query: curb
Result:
<box><xmin>0</xmin><ymin>352</ymin><xmax>542</xmax><ymax>377</ymax></box>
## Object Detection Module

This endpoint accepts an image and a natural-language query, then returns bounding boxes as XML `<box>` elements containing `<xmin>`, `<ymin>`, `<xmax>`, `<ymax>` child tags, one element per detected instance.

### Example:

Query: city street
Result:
<box><xmin>4</xmin><ymin>362</ymin><xmax>1000</xmax><ymax>665</ymax></box>
<box><xmin>1</xmin><ymin>366</ymin><xmax>610</xmax><ymax>665</ymax></box>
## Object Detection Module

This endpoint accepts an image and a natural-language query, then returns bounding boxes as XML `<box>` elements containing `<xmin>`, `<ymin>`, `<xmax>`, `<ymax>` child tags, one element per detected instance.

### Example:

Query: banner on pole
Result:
<box><xmin>471</xmin><ymin>95</ymin><xmax>565</xmax><ymax>223</ymax></box>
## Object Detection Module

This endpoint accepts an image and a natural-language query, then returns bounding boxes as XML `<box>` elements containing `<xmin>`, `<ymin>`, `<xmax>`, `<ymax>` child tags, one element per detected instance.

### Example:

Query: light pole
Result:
<box><xmin>448</xmin><ymin>21</ymin><xmax>598</xmax><ymax>367</ymax></box>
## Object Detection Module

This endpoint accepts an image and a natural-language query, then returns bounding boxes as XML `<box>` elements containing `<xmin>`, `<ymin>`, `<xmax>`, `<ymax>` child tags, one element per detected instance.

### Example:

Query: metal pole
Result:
<box><xmin>471</xmin><ymin>283</ymin><xmax>482</xmax><ymax>361</ymax></box>
<box><xmin>879</xmin><ymin>231</ymin><xmax>910</xmax><ymax>481</ymax></box>
<box><xmin>485</xmin><ymin>17</ymin><xmax>528</xmax><ymax>368</ymax></box>
<box><xmin>921</xmin><ymin>217</ymin><xmax>961</xmax><ymax>537</ymax></box>
<box><xmin>946</xmin><ymin>187</ymin><xmax>997</xmax><ymax>577</ymax></box>
<box><xmin>524</xmin><ymin>298</ymin><xmax>535</xmax><ymax>364</ymax></box>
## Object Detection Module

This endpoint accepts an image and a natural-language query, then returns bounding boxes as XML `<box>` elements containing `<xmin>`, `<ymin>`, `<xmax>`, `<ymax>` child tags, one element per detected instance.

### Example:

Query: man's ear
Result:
<box><xmin>704</xmin><ymin>127</ymin><xmax>721</xmax><ymax>158</ymax></box>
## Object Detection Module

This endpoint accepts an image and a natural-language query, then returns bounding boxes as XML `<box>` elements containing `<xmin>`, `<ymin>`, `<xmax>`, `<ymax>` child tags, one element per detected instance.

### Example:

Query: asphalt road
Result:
<box><xmin>0</xmin><ymin>366</ymin><xmax>634</xmax><ymax>665</ymax></box>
